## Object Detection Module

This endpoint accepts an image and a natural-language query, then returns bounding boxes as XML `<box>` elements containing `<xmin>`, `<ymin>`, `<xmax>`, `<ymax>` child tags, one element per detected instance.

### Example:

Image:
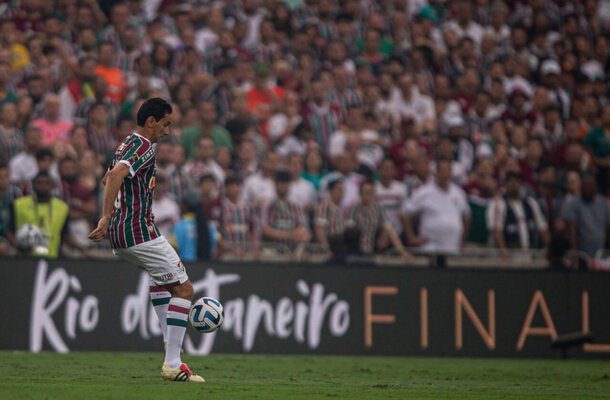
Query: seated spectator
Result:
<box><xmin>486</xmin><ymin>172</ymin><xmax>550</xmax><ymax>255</ymax></box>
<box><xmin>219</xmin><ymin>176</ymin><xmax>260</xmax><ymax>258</ymax></box>
<box><xmin>562</xmin><ymin>174</ymin><xmax>610</xmax><ymax>258</ymax></box>
<box><xmin>172</xmin><ymin>191</ymin><xmax>215</xmax><ymax>262</ymax></box>
<box><xmin>261</xmin><ymin>170</ymin><xmax>311</xmax><ymax>251</ymax></box>
<box><xmin>346</xmin><ymin>179</ymin><xmax>411</xmax><ymax>259</ymax></box>
<box><xmin>233</xmin><ymin>139</ymin><xmax>260</xmax><ymax>181</ymax></box>
<box><xmin>268</xmin><ymin>90</ymin><xmax>303</xmax><ymax>156</ymax></box>
<box><xmin>0</xmin><ymin>101</ymin><xmax>23</xmax><ymax>165</ymax></box>
<box><xmin>155</xmin><ymin>138</ymin><xmax>187</xmax><ymax>201</ymax></box>
<box><xmin>404</xmin><ymin>160</ymin><xmax>471</xmax><ymax>254</ymax></box>
<box><xmin>20</xmin><ymin>147</ymin><xmax>61</xmax><ymax>197</ymax></box>
<box><xmin>320</xmin><ymin>152</ymin><xmax>364</xmax><ymax>212</ymax></box>
<box><xmin>11</xmin><ymin>171</ymin><xmax>85</xmax><ymax>258</ymax></box>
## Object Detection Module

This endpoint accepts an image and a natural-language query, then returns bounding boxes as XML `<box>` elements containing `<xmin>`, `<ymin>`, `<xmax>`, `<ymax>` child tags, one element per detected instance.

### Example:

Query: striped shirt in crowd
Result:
<box><xmin>315</xmin><ymin>198</ymin><xmax>345</xmax><ymax>238</ymax></box>
<box><xmin>221</xmin><ymin>199</ymin><xmax>258</xmax><ymax>250</ymax></box>
<box><xmin>108</xmin><ymin>132</ymin><xmax>160</xmax><ymax>249</ymax></box>
<box><xmin>347</xmin><ymin>201</ymin><xmax>389</xmax><ymax>254</ymax></box>
<box><xmin>262</xmin><ymin>199</ymin><xmax>307</xmax><ymax>249</ymax></box>
<box><xmin>88</xmin><ymin>129</ymin><xmax>118</xmax><ymax>165</ymax></box>
<box><xmin>304</xmin><ymin>101</ymin><xmax>343</xmax><ymax>153</ymax></box>
<box><xmin>0</xmin><ymin>126</ymin><xmax>23</xmax><ymax>165</ymax></box>
<box><xmin>157</xmin><ymin>164</ymin><xmax>188</xmax><ymax>203</ymax></box>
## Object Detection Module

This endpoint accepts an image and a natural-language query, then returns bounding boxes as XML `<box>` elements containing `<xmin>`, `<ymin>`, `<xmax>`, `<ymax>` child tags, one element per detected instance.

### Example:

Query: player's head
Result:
<box><xmin>136</xmin><ymin>97</ymin><xmax>172</xmax><ymax>143</ymax></box>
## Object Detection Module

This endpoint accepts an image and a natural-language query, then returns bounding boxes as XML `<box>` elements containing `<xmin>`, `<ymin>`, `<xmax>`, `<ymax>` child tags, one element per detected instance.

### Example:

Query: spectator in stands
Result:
<box><xmin>95</xmin><ymin>41</ymin><xmax>126</xmax><ymax>105</ymax></box>
<box><xmin>184</xmin><ymin>136</ymin><xmax>225</xmax><ymax>191</ymax></box>
<box><xmin>315</xmin><ymin>177</ymin><xmax>347</xmax><ymax>260</ymax></box>
<box><xmin>0</xmin><ymin>101</ymin><xmax>23</xmax><ymax>165</ymax></box>
<box><xmin>286</xmin><ymin>153</ymin><xmax>317</xmax><ymax>217</ymax></box>
<box><xmin>301</xmin><ymin>146</ymin><xmax>328</xmax><ymax>191</ymax></box>
<box><xmin>261</xmin><ymin>170</ymin><xmax>310</xmax><ymax>252</ymax></box>
<box><xmin>320</xmin><ymin>152</ymin><xmax>364</xmax><ymax>212</ymax></box>
<box><xmin>584</xmin><ymin>104</ymin><xmax>610</xmax><ymax>195</ymax></box>
<box><xmin>487</xmin><ymin>172</ymin><xmax>550</xmax><ymax>255</ymax></box>
<box><xmin>155</xmin><ymin>139</ymin><xmax>187</xmax><ymax>201</ymax></box>
<box><xmin>242</xmin><ymin>150</ymin><xmax>282</xmax><ymax>215</ymax></box>
<box><xmin>404</xmin><ymin>159</ymin><xmax>471</xmax><ymax>254</ymax></box>
<box><xmin>247</xmin><ymin>62</ymin><xmax>284</xmax><ymax>140</ymax></box>
<box><xmin>375</xmin><ymin>157</ymin><xmax>408</xmax><ymax>243</ymax></box>
<box><xmin>58</xmin><ymin>157</ymin><xmax>97</xmax><ymax>249</ymax></box>
<box><xmin>463</xmin><ymin>157</ymin><xmax>498</xmax><ymax>246</ymax></box>
<box><xmin>562</xmin><ymin>173</ymin><xmax>610</xmax><ymax>258</ymax></box>
<box><xmin>347</xmin><ymin>179</ymin><xmax>412</xmax><ymax>259</ymax></box>
<box><xmin>151</xmin><ymin>174</ymin><xmax>181</xmax><ymax>240</ymax></box>
<box><xmin>181</xmin><ymin>101</ymin><xmax>233</xmax><ymax>161</ymax></box>
<box><xmin>219</xmin><ymin>175</ymin><xmax>260</xmax><ymax>259</ymax></box>
<box><xmin>268</xmin><ymin>90</ymin><xmax>302</xmax><ymax>157</ymax></box>
<box><xmin>533</xmin><ymin>164</ymin><xmax>562</xmax><ymax>232</ymax></box>
<box><xmin>31</xmin><ymin>94</ymin><xmax>73</xmax><ymax>146</ymax></box>
<box><xmin>12</xmin><ymin>171</ymin><xmax>85</xmax><ymax>258</ymax></box>
<box><xmin>404</xmin><ymin>153</ymin><xmax>434</xmax><ymax>198</ymax></box>
<box><xmin>87</xmin><ymin>102</ymin><xmax>117</xmax><ymax>166</ymax></box>
<box><xmin>199</xmin><ymin>174</ymin><xmax>223</xmax><ymax>230</ymax></box>
<box><xmin>0</xmin><ymin>163</ymin><xmax>20</xmax><ymax>255</ymax></box>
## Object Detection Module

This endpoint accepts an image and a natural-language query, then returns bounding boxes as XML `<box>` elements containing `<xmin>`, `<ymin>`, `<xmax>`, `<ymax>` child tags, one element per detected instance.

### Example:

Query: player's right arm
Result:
<box><xmin>88</xmin><ymin>163</ymin><xmax>130</xmax><ymax>242</ymax></box>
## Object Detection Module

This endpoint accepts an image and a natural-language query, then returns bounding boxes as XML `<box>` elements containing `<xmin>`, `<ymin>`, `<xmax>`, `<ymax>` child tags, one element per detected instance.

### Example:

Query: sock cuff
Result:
<box><xmin>169</xmin><ymin>297</ymin><xmax>192</xmax><ymax>309</ymax></box>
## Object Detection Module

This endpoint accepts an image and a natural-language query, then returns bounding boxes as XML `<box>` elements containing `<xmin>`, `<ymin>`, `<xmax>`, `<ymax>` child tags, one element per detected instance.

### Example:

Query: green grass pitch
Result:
<box><xmin>1</xmin><ymin>351</ymin><xmax>609</xmax><ymax>399</ymax></box>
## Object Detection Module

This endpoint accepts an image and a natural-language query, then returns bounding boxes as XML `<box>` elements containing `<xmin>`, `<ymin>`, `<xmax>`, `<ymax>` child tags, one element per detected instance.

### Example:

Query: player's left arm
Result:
<box><xmin>88</xmin><ymin>163</ymin><xmax>130</xmax><ymax>242</ymax></box>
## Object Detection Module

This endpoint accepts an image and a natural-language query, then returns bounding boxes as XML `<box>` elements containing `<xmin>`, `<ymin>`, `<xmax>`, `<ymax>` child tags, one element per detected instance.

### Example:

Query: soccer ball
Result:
<box><xmin>16</xmin><ymin>224</ymin><xmax>42</xmax><ymax>250</ymax></box>
<box><xmin>189</xmin><ymin>297</ymin><xmax>224</xmax><ymax>333</ymax></box>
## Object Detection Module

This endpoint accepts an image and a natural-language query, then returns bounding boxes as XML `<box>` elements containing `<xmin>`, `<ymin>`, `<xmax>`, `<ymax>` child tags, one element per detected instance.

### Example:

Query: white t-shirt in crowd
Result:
<box><xmin>404</xmin><ymin>182</ymin><xmax>471</xmax><ymax>254</ymax></box>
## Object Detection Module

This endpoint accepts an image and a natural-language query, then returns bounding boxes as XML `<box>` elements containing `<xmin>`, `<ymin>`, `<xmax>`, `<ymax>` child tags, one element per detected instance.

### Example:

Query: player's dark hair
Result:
<box><xmin>136</xmin><ymin>97</ymin><xmax>172</xmax><ymax>127</ymax></box>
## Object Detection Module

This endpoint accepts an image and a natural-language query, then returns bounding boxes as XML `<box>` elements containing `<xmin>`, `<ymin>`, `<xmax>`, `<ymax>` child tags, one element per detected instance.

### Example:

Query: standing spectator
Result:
<box><xmin>486</xmin><ymin>172</ymin><xmax>550</xmax><ymax>254</ymax></box>
<box><xmin>0</xmin><ymin>163</ymin><xmax>21</xmax><ymax>255</ymax></box>
<box><xmin>9</xmin><ymin>126</ymin><xmax>41</xmax><ymax>186</ymax></box>
<box><xmin>562</xmin><ymin>174</ymin><xmax>610</xmax><ymax>258</ymax></box>
<box><xmin>583</xmin><ymin>104</ymin><xmax>610</xmax><ymax>195</ymax></box>
<box><xmin>462</xmin><ymin>157</ymin><xmax>498</xmax><ymax>246</ymax></box>
<box><xmin>181</xmin><ymin>101</ymin><xmax>233</xmax><ymax>161</ymax></box>
<box><xmin>95</xmin><ymin>41</ymin><xmax>126</xmax><ymax>105</ymax></box>
<box><xmin>241</xmin><ymin>150</ymin><xmax>282</xmax><ymax>215</ymax></box>
<box><xmin>320</xmin><ymin>152</ymin><xmax>364</xmax><ymax>212</ymax></box>
<box><xmin>75</xmin><ymin>76</ymin><xmax>119</xmax><ymax>128</ymax></box>
<box><xmin>155</xmin><ymin>139</ymin><xmax>187</xmax><ymax>201</ymax></box>
<box><xmin>375</xmin><ymin>157</ymin><xmax>408</xmax><ymax>242</ymax></box>
<box><xmin>303</xmin><ymin>79</ymin><xmax>343</xmax><ymax>153</ymax></box>
<box><xmin>347</xmin><ymin>179</ymin><xmax>412</xmax><ymax>258</ymax></box>
<box><xmin>57</xmin><ymin>157</ymin><xmax>98</xmax><ymax>249</ymax></box>
<box><xmin>151</xmin><ymin>174</ymin><xmax>181</xmax><ymax>240</ymax></box>
<box><xmin>12</xmin><ymin>171</ymin><xmax>85</xmax><ymax>258</ymax></box>
<box><xmin>314</xmin><ymin>178</ymin><xmax>347</xmax><ymax>259</ymax></box>
<box><xmin>219</xmin><ymin>176</ymin><xmax>260</xmax><ymax>258</ymax></box>
<box><xmin>301</xmin><ymin>146</ymin><xmax>328</xmax><ymax>191</ymax></box>
<box><xmin>268</xmin><ymin>90</ymin><xmax>303</xmax><ymax>157</ymax></box>
<box><xmin>286</xmin><ymin>153</ymin><xmax>317</xmax><ymax>217</ymax></box>
<box><xmin>31</xmin><ymin>94</ymin><xmax>73</xmax><ymax>146</ymax></box>
<box><xmin>247</xmin><ymin>62</ymin><xmax>284</xmax><ymax>141</ymax></box>
<box><xmin>233</xmin><ymin>139</ymin><xmax>260</xmax><ymax>181</ymax></box>
<box><xmin>404</xmin><ymin>160</ymin><xmax>471</xmax><ymax>254</ymax></box>
<box><xmin>58</xmin><ymin>56</ymin><xmax>97</xmax><ymax>123</ymax></box>
<box><xmin>87</xmin><ymin>102</ymin><xmax>117</xmax><ymax>166</ymax></box>
<box><xmin>0</xmin><ymin>101</ymin><xmax>23</xmax><ymax>164</ymax></box>
<box><xmin>183</xmin><ymin>136</ymin><xmax>225</xmax><ymax>191</ymax></box>
<box><xmin>533</xmin><ymin>164</ymin><xmax>562</xmax><ymax>232</ymax></box>
<box><xmin>199</xmin><ymin>174</ymin><xmax>223</xmax><ymax>230</ymax></box>
<box><xmin>261</xmin><ymin>170</ymin><xmax>311</xmax><ymax>251</ymax></box>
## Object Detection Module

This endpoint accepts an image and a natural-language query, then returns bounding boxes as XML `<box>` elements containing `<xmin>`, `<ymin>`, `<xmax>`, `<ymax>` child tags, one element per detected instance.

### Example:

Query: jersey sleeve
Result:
<box><xmin>117</xmin><ymin>139</ymin><xmax>154</xmax><ymax>177</ymax></box>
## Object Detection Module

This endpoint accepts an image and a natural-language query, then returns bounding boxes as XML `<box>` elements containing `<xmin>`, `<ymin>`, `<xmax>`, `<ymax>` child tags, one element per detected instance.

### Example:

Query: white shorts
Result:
<box><xmin>113</xmin><ymin>236</ymin><xmax>189</xmax><ymax>287</ymax></box>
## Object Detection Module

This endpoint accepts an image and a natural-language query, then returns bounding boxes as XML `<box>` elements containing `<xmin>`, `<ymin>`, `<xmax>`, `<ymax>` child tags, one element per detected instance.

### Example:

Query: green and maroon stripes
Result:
<box><xmin>167</xmin><ymin>303</ymin><xmax>190</xmax><ymax>328</ymax></box>
<box><xmin>109</xmin><ymin>133</ymin><xmax>160</xmax><ymax>249</ymax></box>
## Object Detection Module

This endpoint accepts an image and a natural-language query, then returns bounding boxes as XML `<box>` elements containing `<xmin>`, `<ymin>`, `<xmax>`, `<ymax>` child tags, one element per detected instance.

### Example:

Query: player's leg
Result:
<box><xmin>114</xmin><ymin>237</ymin><xmax>204</xmax><ymax>382</ymax></box>
<box><xmin>149</xmin><ymin>276</ymin><xmax>170</xmax><ymax>344</ymax></box>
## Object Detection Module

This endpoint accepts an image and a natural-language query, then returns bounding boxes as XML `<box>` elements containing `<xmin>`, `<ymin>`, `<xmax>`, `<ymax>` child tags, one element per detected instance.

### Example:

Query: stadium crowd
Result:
<box><xmin>0</xmin><ymin>0</ymin><xmax>609</xmax><ymax>265</ymax></box>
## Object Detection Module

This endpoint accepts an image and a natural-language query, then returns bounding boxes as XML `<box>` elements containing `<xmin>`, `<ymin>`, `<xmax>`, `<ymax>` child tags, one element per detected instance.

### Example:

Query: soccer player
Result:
<box><xmin>88</xmin><ymin>98</ymin><xmax>204</xmax><ymax>383</ymax></box>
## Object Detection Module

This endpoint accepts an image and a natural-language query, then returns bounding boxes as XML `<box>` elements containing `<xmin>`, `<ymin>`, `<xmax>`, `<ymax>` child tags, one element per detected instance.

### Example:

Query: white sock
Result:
<box><xmin>149</xmin><ymin>283</ymin><xmax>171</xmax><ymax>343</ymax></box>
<box><xmin>164</xmin><ymin>297</ymin><xmax>191</xmax><ymax>369</ymax></box>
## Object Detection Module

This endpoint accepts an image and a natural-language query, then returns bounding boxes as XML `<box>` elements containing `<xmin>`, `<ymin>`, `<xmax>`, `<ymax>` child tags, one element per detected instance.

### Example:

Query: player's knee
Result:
<box><xmin>170</xmin><ymin>280</ymin><xmax>194</xmax><ymax>300</ymax></box>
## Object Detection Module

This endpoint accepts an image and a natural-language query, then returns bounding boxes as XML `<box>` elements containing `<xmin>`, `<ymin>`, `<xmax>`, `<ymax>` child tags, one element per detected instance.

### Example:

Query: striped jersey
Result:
<box><xmin>220</xmin><ymin>199</ymin><xmax>258</xmax><ymax>249</ymax></box>
<box><xmin>347</xmin><ymin>201</ymin><xmax>389</xmax><ymax>254</ymax></box>
<box><xmin>315</xmin><ymin>198</ymin><xmax>345</xmax><ymax>237</ymax></box>
<box><xmin>262</xmin><ymin>198</ymin><xmax>307</xmax><ymax>248</ymax></box>
<box><xmin>108</xmin><ymin>133</ymin><xmax>160</xmax><ymax>248</ymax></box>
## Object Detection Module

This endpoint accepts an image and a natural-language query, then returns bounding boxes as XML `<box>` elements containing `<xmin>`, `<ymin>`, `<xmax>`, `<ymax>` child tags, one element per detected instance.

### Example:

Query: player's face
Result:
<box><xmin>151</xmin><ymin>114</ymin><xmax>171</xmax><ymax>143</ymax></box>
